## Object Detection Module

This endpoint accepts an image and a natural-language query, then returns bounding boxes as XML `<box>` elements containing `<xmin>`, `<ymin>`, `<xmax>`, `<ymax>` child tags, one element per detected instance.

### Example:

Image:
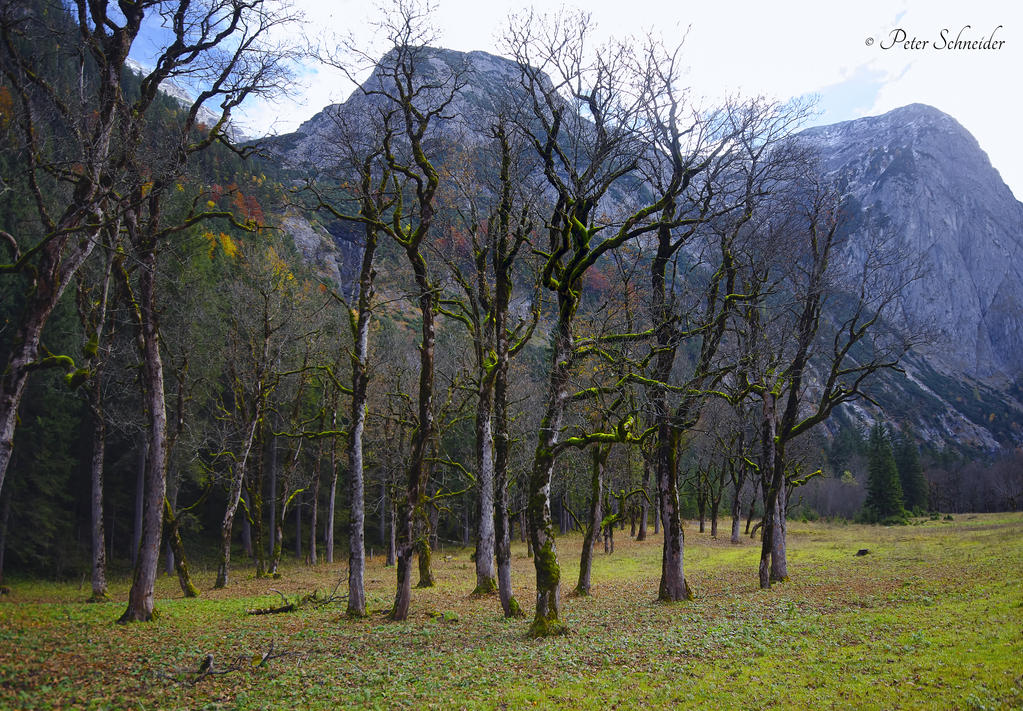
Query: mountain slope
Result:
<box><xmin>264</xmin><ymin>47</ymin><xmax>1022</xmax><ymax>451</ymax></box>
<box><xmin>797</xmin><ymin>104</ymin><xmax>1023</xmax><ymax>383</ymax></box>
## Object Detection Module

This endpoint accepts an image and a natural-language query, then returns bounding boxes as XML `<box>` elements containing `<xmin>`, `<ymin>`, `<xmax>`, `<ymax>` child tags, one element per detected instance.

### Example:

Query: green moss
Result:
<box><xmin>416</xmin><ymin>538</ymin><xmax>435</xmax><ymax>588</ymax></box>
<box><xmin>527</xmin><ymin>611</ymin><xmax>569</xmax><ymax>638</ymax></box>
<box><xmin>471</xmin><ymin>577</ymin><xmax>498</xmax><ymax>597</ymax></box>
<box><xmin>535</xmin><ymin>539</ymin><xmax>560</xmax><ymax>591</ymax></box>
<box><xmin>506</xmin><ymin>597</ymin><xmax>525</xmax><ymax>619</ymax></box>
<box><xmin>83</xmin><ymin>333</ymin><xmax>99</xmax><ymax>358</ymax></box>
<box><xmin>64</xmin><ymin>367</ymin><xmax>89</xmax><ymax>389</ymax></box>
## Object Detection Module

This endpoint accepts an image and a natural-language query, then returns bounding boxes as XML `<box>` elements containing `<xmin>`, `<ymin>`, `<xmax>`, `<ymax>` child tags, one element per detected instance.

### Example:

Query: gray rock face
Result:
<box><xmin>271</xmin><ymin>45</ymin><xmax>1022</xmax><ymax>448</ymax></box>
<box><xmin>270</xmin><ymin>47</ymin><xmax>530</xmax><ymax>170</ymax></box>
<box><xmin>797</xmin><ymin>104</ymin><xmax>1023</xmax><ymax>383</ymax></box>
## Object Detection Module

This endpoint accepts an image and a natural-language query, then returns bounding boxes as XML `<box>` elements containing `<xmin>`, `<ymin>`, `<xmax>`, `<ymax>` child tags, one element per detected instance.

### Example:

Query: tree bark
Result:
<box><xmin>493</xmin><ymin>278</ymin><xmax>522</xmax><ymax>617</ymax></box>
<box><xmin>0</xmin><ymin>489</ymin><xmax>10</xmax><ymax>586</ymax></box>
<box><xmin>88</xmin><ymin>387</ymin><xmax>108</xmax><ymax>600</ymax></box>
<box><xmin>345</xmin><ymin>218</ymin><xmax>374</xmax><ymax>615</ymax></box>
<box><xmin>325</xmin><ymin>428</ymin><xmax>339</xmax><ymax>564</ymax></box>
<box><xmin>387</xmin><ymin>495</ymin><xmax>396</xmax><ymax>567</ymax></box>
<box><xmin>241</xmin><ymin>515</ymin><xmax>252</xmax><ymax>559</ymax></box>
<box><xmin>730</xmin><ymin>487</ymin><xmax>743</xmax><ymax>544</ymax></box>
<box><xmin>770</xmin><ymin>481</ymin><xmax>788</xmax><ymax>582</ymax></box>
<box><xmin>0</xmin><ymin>229</ymin><xmax>102</xmax><ymax>497</ymax></box>
<box><xmin>758</xmin><ymin>391</ymin><xmax>779</xmax><ymax>590</ymax></box>
<box><xmin>164</xmin><ymin>477</ymin><xmax>178</xmax><ymax>576</ymax></box>
<box><xmin>390</xmin><ymin>251</ymin><xmax>436</xmax><ymax>621</ymax></box>
<box><xmin>710</xmin><ymin>497</ymin><xmax>720</xmax><ymax>539</ymax></box>
<box><xmin>472</xmin><ymin>388</ymin><xmax>497</xmax><ymax>595</ymax></box>
<box><xmin>308</xmin><ymin>449</ymin><xmax>320</xmax><ymax>565</ymax></box>
<box><xmin>294</xmin><ymin>494</ymin><xmax>302</xmax><ymax>559</ymax></box>
<box><xmin>576</xmin><ymin>445</ymin><xmax>607</xmax><ymax>596</ymax></box>
<box><xmin>526</xmin><ymin>305</ymin><xmax>573</xmax><ymax>636</ymax></box>
<box><xmin>215</xmin><ymin>415</ymin><xmax>260</xmax><ymax>589</ymax></box>
<box><xmin>697</xmin><ymin>475</ymin><xmax>707</xmax><ymax>534</ymax></box>
<box><xmin>378</xmin><ymin>481</ymin><xmax>387</xmax><ymax>552</ymax></box>
<box><xmin>119</xmin><ymin>239</ymin><xmax>169</xmax><ymax>623</ymax></box>
<box><xmin>346</xmin><ymin>333</ymin><xmax>369</xmax><ymax>615</ymax></box>
<box><xmin>132</xmin><ymin>443</ymin><xmax>146</xmax><ymax>566</ymax></box>
<box><xmin>269</xmin><ymin>431</ymin><xmax>278</xmax><ymax>557</ymax></box>
<box><xmin>656</xmin><ymin>426</ymin><xmax>692</xmax><ymax>601</ymax></box>
<box><xmin>162</xmin><ymin>498</ymin><xmax>198</xmax><ymax>597</ymax></box>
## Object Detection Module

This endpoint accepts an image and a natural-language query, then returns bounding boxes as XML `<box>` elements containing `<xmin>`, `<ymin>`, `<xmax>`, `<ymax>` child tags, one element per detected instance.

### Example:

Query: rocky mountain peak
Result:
<box><xmin>268</xmin><ymin>48</ymin><xmax>1022</xmax><ymax>449</ymax></box>
<box><xmin>797</xmin><ymin>104</ymin><xmax>1023</xmax><ymax>383</ymax></box>
<box><xmin>279</xmin><ymin>46</ymin><xmax>528</xmax><ymax>168</ymax></box>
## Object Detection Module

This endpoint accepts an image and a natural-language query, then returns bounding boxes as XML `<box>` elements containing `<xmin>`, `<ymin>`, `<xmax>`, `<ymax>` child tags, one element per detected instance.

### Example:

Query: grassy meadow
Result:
<box><xmin>1</xmin><ymin>513</ymin><xmax>1021</xmax><ymax>710</ymax></box>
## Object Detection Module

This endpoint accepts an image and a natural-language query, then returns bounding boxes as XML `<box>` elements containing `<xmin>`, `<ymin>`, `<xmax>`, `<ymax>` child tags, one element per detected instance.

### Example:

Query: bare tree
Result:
<box><xmin>734</xmin><ymin>169</ymin><xmax>921</xmax><ymax>588</ymax></box>
<box><xmin>319</xmin><ymin>0</ymin><xmax>468</xmax><ymax>621</ymax></box>
<box><xmin>110</xmin><ymin>0</ymin><xmax>295</xmax><ymax>623</ymax></box>
<box><xmin>505</xmin><ymin>12</ymin><xmax>718</xmax><ymax>634</ymax></box>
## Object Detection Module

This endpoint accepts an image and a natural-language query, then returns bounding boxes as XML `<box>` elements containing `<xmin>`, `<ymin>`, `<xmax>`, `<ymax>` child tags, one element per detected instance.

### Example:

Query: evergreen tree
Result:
<box><xmin>863</xmin><ymin>424</ymin><xmax>905</xmax><ymax>522</ymax></box>
<box><xmin>894</xmin><ymin>431</ymin><xmax>928</xmax><ymax>513</ymax></box>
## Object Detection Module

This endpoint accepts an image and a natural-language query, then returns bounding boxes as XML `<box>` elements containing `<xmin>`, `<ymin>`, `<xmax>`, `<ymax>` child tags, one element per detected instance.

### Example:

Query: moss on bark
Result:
<box><xmin>471</xmin><ymin>577</ymin><xmax>498</xmax><ymax>596</ymax></box>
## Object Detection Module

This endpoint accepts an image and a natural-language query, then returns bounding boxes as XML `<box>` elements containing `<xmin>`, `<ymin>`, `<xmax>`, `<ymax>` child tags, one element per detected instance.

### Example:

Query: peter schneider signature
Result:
<box><xmin>866</xmin><ymin>25</ymin><xmax>1005</xmax><ymax>50</ymax></box>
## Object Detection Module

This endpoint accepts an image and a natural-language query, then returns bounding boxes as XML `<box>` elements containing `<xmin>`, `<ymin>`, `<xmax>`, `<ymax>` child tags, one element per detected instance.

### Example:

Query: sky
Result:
<box><xmin>136</xmin><ymin>0</ymin><xmax>1023</xmax><ymax>198</ymax></box>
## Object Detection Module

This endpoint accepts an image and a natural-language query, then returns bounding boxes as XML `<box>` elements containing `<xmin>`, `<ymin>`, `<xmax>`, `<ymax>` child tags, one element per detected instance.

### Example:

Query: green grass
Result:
<box><xmin>1</xmin><ymin>514</ymin><xmax>1021</xmax><ymax>709</ymax></box>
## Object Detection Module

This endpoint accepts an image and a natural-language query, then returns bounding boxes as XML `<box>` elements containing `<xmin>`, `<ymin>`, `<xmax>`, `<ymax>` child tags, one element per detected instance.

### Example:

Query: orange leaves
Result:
<box><xmin>205</xmin><ymin>183</ymin><xmax>265</xmax><ymax>228</ymax></box>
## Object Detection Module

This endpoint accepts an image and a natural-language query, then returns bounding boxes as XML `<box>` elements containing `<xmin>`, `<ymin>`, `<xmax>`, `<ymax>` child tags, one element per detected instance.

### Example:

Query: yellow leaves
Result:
<box><xmin>219</xmin><ymin>233</ymin><xmax>238</xmax><ymax>258</ymax></box>
<box><xmin>265</xmin><ymin>246</ymin><xmax>295</xmax><ymax>282</ymax></box>
<box><xmin>207</xmin><ymin>200</ymin><xmax>217</xmax><ymax>209</ymax></box>
<box><xmin>141</xmin><ymin>181</ymin><xmax>154</xmax><ymax>197</ymax></box>
<box><xmin>203</xmin><ymin>231</ymin><xmax>240</xmax><ymax>260</ymax></box>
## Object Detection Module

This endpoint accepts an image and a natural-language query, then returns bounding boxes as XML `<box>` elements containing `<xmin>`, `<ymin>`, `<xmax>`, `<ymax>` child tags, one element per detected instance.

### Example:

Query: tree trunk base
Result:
<box><xmin>504</xmin><ymin>597</ymin><xmax>525</xmax><ymax>618</ymax></box>
<box><xmin>527</xmin><ymin>613</ymin><xmax>569</xmax><ymax>638</ymax></box>
<box><xmin>471</xmin><ymin>577</ymin><xmax>498</xmax><ymax>596</ymax></box>
<box><xmin>117</xmin><ymin>607</ymin><xmax>157</xmax><ymax>624</ymax></box>
<box><xmin>657</xmin><ymin>579</ymin><xmax>694</xmax><ymax>602</ymax></box>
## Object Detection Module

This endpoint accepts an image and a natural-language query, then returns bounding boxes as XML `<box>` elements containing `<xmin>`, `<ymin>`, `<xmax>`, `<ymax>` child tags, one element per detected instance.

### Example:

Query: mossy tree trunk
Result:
<box><xmin>391</xmin><ymin>255</ymin><xmax>437</xmax><ymax>619</ymax></box>
<box><xmin>324</xmin><ymin>435</ymin><xmax>338</xmax><ymax>564</ymax></box>
<box><xmin>343</xmin><ymin>181</ymin><xmax>380</xmax><ymax>616</ymax></box>
<box><xmin>576</xmin><ymin>444</ymin><xmax>609</xmax><ymax>596</ymax></box>
<box><xmin>649</xmin><ymin>235</ymin><xmax>693</xmax><ymax>602</ymax></box>
<box><xmin>729</xmin><ymin>454</ymin><xmax>748</xmax><ymax>545</ymax></box>
<box><xmin>770</xmin><ymin>476</ymin><xmax>788</xmax><ymax>581</ymax></box>
<box><xmin>638</xmin><ymin>453</ymin><xmax>651</xmax><ymax>541</ymax></box>
<box><xmin>527</xmin><ymin>300</ymin><xmax>574</xmax><ymax>636</ymax></box>
<box><xmin>308</xmin><ymin>453</ymin><xmax>319</xmax><ymax>565</ymax></box>
<box><xmin>415</xmin><ymin>530</ymin><xmax>434</xmax><ymax>589</ymax></box>
<box><xmin>249</xmin><ymin>435</ymin><xmax>268</xmax><ymax>579</ymax></box>
<box><xmin>162</xmin><ymin>498</ymin><xmax>198</xmax><ymax>597</ymax></box>
<box><xmin>345</xmin><ymin>263</ymin><xmax>372</xmax><ymax>614</ymax></box>
<box><xmin>730</xmin><ymin>484</ymin><xmax>744</xmax><ymax>544</ymax></box>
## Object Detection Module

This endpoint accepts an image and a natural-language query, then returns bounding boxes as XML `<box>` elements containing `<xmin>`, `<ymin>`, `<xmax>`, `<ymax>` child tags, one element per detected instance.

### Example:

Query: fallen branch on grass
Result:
<box><xmin>246</xmin><ymin>589</ymin><xmax>296</xmax><ymax>615</ymax></box>
<box><xmin>191</xmin><ymin>639</ymin><xmax>300</xmax><ymax>684</ymax></box>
